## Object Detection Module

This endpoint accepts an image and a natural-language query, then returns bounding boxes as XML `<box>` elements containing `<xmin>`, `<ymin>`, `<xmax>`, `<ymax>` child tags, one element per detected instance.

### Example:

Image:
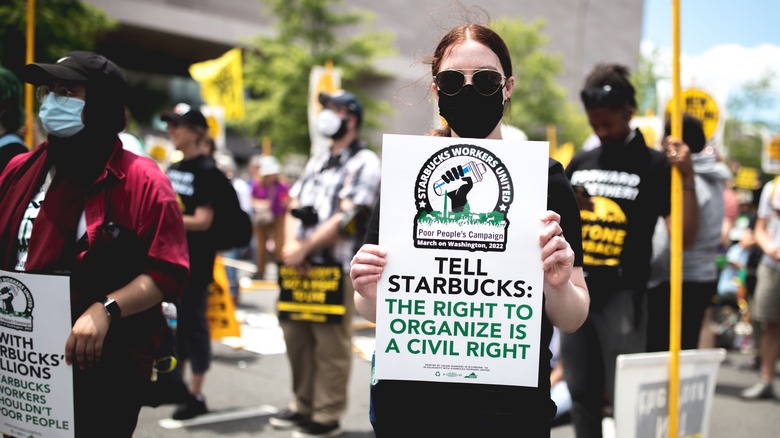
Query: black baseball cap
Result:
<box><xmin>319</xmin><ymin>91</ymin><xmax>362</xmax><ymax>126</ymax></box>
<box><xmin>161</xmin><ymin>103</ymin><xmax>208</xmax><ymax>129</ymax></box>
<box><xmin>22</xmin><ymin>51</ymin><xmax>127</xmax><ymax>88</ymax></box>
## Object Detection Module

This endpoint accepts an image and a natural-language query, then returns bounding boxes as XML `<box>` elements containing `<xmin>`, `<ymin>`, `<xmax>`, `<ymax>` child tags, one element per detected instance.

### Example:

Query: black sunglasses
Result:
<box><xmin>434</xmin><ymin>69</ymin><xmax>505</xmax><ymax>96</ymax></box>
<box><xmin>580</xmin><ymin>84</ymin><xmax>625</xmax><ymax>108</ymax></box>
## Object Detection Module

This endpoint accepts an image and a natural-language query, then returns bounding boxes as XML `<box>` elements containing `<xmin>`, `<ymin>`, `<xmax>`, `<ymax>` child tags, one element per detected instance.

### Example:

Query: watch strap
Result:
<box><xmin>101</xmin><ymin>297</ymin><xmax>121</xmax><ymax>321</ymax></box>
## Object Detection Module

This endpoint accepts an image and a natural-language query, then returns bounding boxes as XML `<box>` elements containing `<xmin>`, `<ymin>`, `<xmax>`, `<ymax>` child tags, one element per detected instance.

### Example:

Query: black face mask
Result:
<box><xmin>438</xmin><ymin>85</ymin><xmax>505</xmax><ymax>139</ymax></box>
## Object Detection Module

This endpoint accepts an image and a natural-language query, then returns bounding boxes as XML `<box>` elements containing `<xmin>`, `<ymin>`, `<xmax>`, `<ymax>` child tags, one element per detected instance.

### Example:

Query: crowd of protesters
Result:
<box><xmin>0</xmin><ymin>15</ymin><xmax>777</xmax><ymax>438</ymax></box>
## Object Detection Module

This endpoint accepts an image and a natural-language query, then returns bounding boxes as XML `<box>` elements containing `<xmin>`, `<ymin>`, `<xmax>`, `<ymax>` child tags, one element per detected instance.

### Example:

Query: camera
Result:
<box><xmin>291</xmin><ymin>206</ymin><xmax>319</xmax><ymax>226</ymax></box>
<box><xmin>339</xmin><ymin>206</ymin><xmax>370</xmax><ymax>237</ymax></box>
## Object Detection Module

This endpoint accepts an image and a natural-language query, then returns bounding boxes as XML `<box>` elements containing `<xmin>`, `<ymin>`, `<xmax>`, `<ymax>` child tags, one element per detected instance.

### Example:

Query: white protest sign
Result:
<box><xmin>308</xmin><ymin>64</ymin><xmax>342</xmax><ymax>158</ymax></box>
<box><xmin>0</xmin><ymin>270</ymin><xmax>74</xmax><ymax>437</ymax></box>
<box><xmin>614</xmin><ymin>349</ymin><xmax>726</xmax><ymax>438</ymax></box>
<box><xmin>375</xmin><ymin>134</ymin><xmax>549</xmax><ymax>387</ymax></box>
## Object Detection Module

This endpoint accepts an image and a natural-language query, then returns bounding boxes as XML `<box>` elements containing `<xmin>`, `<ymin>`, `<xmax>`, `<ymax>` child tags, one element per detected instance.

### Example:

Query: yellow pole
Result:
<box><xmin>262</xmin><ymin>136</ymin><xmax>272</xmax><ymax>156</ymax></box>
<box><xmin>668</xmin><ymin>0</ymin><xmax>683</xmax><ymax>437</ymax></box>
<box><xmin>24</xmin><ymin>0</ymin><xmax>35</xmax><ymax>149</ymax></box>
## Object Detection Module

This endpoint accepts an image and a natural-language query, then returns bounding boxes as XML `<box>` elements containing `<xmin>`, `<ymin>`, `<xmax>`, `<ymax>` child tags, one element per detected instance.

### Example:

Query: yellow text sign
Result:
<box><xmin>665</xmin><ymin>88</ymin><xmax>720</xmax><ymax>139</ymax></box>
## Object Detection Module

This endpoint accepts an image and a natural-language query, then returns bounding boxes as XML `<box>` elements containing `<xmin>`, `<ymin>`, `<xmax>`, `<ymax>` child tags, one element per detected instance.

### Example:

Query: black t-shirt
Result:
<box><xmin>565</xmin><ymin>129</ymin><xmax>670</xmax><ymax>293</ymax></box>
<box><xmin>364</xmin><ymin>157</ymin><xmax>583</xmax><ymax>436</ymax></box>
<box><xmin>166</xmin><ymin>154</ymin><xmax>222</xmax><ymax>286</ymax></box>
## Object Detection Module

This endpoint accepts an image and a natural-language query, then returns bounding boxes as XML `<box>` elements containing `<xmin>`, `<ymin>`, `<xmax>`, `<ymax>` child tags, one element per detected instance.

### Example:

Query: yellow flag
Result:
<box><xmin>207</xmin><ymin>256</ymin><xmax>241</xmax><ymax>340</ymax></box>
<box><xmin>551</xmin><ymin>142</ymin><xmax>574</xmax><ymax>169</ymax></box>
<box><xmin>189</xmin><ymin>48</ymin><xmax>245</xmax><ymax>121</ymax></box>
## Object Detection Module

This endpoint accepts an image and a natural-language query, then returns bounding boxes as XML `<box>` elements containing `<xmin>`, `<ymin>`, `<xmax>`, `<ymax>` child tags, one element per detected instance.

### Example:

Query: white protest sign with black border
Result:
<box><xmin>375</xmin><ymin>134</ymin><xmax>549</xmax><ymax>387</ymax></box>
<box><xmin>0</xmin><ymin>270</ymin><xmax>74</xmax><ymax>437</ymax></box>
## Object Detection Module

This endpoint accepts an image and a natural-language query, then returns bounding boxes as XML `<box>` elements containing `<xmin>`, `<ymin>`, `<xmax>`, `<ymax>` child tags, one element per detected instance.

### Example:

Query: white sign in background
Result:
<box><xmin>614</xmin><ymin>349</ymin><xmax>727</xmax><ymax>438</ymax></box>
<box><xmin>375</xmin><ymin>134</ymin><xmax>549</xmax><ymax>387</ymax></box>
<box><xmin>0</xmin><ymin>270</ymin><xmax>74</xmax><ymax>438</ymax></box>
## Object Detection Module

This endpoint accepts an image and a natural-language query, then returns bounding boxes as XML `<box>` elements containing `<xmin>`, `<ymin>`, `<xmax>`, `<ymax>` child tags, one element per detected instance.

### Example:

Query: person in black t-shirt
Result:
<box><xmin>163</xmin><ymin>103</ymin><xmax>221</xmax><ymax>420</ymax></box>
<box><xmin>562</xmin><ymin>63</ymin><xmax>698</xmax><ymax>438</ymax></box>
<box><xmin>349</xmin><ymin>23</ymin><xmax>589</xmax><ymax>438</ymax></box>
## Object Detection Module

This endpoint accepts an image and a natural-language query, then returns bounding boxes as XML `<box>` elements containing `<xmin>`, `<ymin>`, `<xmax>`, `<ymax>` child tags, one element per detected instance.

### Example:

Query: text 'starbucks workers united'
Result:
<box><xmin>414</xmin><ymin>144</ymin><xmax>514</xmax><ymax>252</ymax></box>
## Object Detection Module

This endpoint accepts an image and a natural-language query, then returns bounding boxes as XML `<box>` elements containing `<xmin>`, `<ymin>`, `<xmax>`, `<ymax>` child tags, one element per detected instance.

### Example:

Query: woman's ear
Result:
<box><xmin>504</xmin><ymin>76</ymin><xmax>516</xmax><ymax>102</ymax></box>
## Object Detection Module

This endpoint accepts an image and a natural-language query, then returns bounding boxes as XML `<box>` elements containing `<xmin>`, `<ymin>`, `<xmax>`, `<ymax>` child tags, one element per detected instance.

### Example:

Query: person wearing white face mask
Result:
<box><xmin>37</xmin><ymin>83</ymin><xmax>87</xmax><ymax>137</ymax></box>
<box><xmin>269</xmin><ymin>90</ymin><xmax>381</xmax><ymax>438</ymax></box>
<box><xmin>0</xmin><ymin>51</ymin><xmax>190</xmax><ymax>437</ymax></box>
<box><xmin>316</xmin><ymin>104</ymin><xmax>349</xmax><ymax>141</ymax></box>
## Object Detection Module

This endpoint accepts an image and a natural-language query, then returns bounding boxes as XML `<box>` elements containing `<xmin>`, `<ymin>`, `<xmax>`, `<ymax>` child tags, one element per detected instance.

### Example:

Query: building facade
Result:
<box><xmin>84</xmin><ymin>0</ymin><xmax>645</xmax><ymax>156</ymax></box>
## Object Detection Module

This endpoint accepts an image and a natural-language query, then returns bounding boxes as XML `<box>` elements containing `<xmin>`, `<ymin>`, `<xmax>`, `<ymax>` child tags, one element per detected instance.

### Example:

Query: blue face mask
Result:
<box><xmin>39</xmin><ymin>92</ymin><xmax>85</xmax><ymax>137</ymax></box>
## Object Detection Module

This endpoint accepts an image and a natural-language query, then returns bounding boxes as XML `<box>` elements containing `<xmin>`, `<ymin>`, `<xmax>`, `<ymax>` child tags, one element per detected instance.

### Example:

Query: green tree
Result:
<box><xmin>631</xmin><ymin>47</ymin><xmax>662</xmax><ymax>116</ymax></box>
<box><xmin>239</xmin><ymin>0</ymin><xmax>395</xmax><ymax>157</ymax></box>
<box><xmin>725</xmin><ymin>71</ymin><xmax>777</xmax><ymax>179</ymax></box>
<box><xmin>723</xmin><ymin>119</ymin><xmax>764</xmax><ymax>171</ymax></box>
<box><xmin>0</xmin><ymin>0</ymin><xmax>115</xmax><ymax>73</ymax></box>
<box><xmin>492</xmin><ymin>18</ymin><xmax>590</xmax><ymax>148</ymax></box>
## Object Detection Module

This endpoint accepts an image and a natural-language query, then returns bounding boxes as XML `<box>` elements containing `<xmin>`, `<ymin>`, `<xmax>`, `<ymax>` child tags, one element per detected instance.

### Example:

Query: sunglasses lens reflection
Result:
<box><xmin>436</xmin><ymin>71</ymin><xmax>465</xmax><ymax>95</ymax></box>
<box><xmin>436</xmin><ymin>70</ymin><xmax>504</xmax><ymax>96</ymax></box>
<box><xmin>473</xmin><ymin>71</ymin><xmax>503</xmax><ymax>95</ymax></box>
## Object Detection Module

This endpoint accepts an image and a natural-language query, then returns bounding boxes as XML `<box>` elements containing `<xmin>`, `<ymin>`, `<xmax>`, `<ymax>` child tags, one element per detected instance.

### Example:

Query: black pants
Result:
<box><xmin>646</xmin><ymin>280</ymin><xmax>716</xmax><ymax>351</ymax></box>
<box><xmin>73</xmin><ymin>357</ymin><xmax>145</xmax><ymax>437</ymax></box>
<box><xmin>176</xmin><ymin>280</ymin><xmax>212</xmax><ymax>374</ymax></box>
<box><xmin>561</xmin><ymin>289</ymin><xmax>647</xmax><ymax>438</ymax></box>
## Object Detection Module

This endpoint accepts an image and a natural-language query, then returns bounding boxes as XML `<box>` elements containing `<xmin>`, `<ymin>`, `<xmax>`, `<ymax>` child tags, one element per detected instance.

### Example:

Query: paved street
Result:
<box><xmin>134</xmin><ymin>283</ymin><xmax>780</xmax><ymax>438</ymax></box>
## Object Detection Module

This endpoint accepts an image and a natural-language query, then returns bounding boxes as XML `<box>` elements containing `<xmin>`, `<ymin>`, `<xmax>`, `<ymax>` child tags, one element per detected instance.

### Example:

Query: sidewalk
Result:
<box><xmin>135</xmin><ymin>278</ymin><xmax>375</xmax><ymax>438</ymax></box>
<box><xmin>134</xmin><ymin>272</ymin><xmax>780</xmax><ymax>438</ymax></box>
<box><xmin>551</xmin><ymin>351</ymin><xmax>780</xmax><ymax>437</ymax></box>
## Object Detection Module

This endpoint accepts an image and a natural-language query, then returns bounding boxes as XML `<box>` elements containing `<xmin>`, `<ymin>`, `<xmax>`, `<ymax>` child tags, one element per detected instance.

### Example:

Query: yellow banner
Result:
<box><xmin>189</xmin><ymin>48</ymin><xmax>245</xmax><ymax>121</ymax></box>
<box><xmin>551</xmin><ymin>142</ymin><xmax>574</xmax><ymax>169</ymax></box>
<box><xmin>207</xmin><ymin>256</ymin><xmax>241</xmax><ymax>339</ymax></box>
<box><xmin>664</xmin><ymin>88</ymin><xmax>720</xmax><ymax>140</ymax></box>
<box><xmin>734</xmin><ymin>166</ymin><xmax>760</xmax><ymax>190</ymax></box>
<box><xmin>277</xmin><ymin>263</ymin><xmax>345</xmax><ymax>324</ymax></box>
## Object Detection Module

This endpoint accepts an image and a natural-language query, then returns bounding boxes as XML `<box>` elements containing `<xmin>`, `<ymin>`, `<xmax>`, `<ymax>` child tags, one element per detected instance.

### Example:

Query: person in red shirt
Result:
<box><xmin>0</xmin><ymin>51</ymin><xmax>189</xmax><ymax>437</ymax></box>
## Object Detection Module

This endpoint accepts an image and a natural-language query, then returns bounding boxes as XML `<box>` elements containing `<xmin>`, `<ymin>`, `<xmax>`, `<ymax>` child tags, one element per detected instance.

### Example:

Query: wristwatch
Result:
<box><xmin>101</xmin><ymin>297</ymin><xmax>122</xmax><ymax>321</ymax></box>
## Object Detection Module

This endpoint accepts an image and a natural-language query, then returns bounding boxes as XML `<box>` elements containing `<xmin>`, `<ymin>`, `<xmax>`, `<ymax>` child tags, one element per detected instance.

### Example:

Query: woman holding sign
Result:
<box><xmin>350</xmin><ymin>22</ymin><xmax>589</xmax><ymax>437</ymax></box>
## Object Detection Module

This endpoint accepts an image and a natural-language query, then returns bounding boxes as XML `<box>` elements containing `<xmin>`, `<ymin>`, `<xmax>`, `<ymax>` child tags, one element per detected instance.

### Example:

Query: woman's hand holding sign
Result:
<box><xmin>539</xmin><ymin>210</ymin><xmax>590</xmax><ymax>333</ymax></box>
<box><xmin>540</xmin><ymin>210</ymin><xmax>574</xmax><ymax>288</ymax></box>
<box><xmin>351</xmin><ymin>244</ymin><xmax>387</xmax><ymax>323</ymax></box>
